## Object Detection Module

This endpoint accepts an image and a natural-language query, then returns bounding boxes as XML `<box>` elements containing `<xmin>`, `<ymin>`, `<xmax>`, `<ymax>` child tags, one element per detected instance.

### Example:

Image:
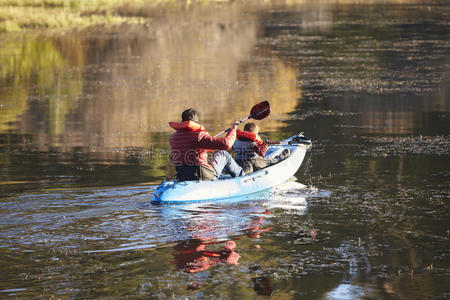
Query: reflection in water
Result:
<box><xmin>168</xmin><ymin>205</ymin><xmax>272</xmax><ymax>274</ymax></box>
<box><xmin>0</xmin><ymin>1</ymin><xmax>449</xmax><ymax>299</ymax></box>
<box><xmin>326</xmin><ymin>92</ymin><xmax>449</xmax><ymax>134</ymax></box>
<box><xmin>246</xmin><ymin>209</ymin><xmax>273</xmax><ymax>238</ymax></box>
<box><xmin>168</xmin><ymin>205</ymin><xmax>277</xmax><ymax>297</ymax></box>
<box><xmin>172</xmin><ymin>240</ymin><xmax>240</xmax><ymax>273</ymax></box>
<box><xmin>252</xmin><ymin>276</ymin><xmax>274</xmax><ymax>296</ymax></box>
<box><xmin>0</xmin><ymin>37</ymin><xmax>82</xmax><ymax>136</ymax></box>
<box><xmin>0</xmin><ymin>6</ymin><xmax>301</xmax><ymax>155</ymax></box>
<box><xmin>326</xmin><ymin>283</ymin><xmax>365</xmax><ymax>300</ymax></box>
<box><xmin>0</xmin><ymin>5</ymin><xmax>303</xmax><ymax>190</ymax></box>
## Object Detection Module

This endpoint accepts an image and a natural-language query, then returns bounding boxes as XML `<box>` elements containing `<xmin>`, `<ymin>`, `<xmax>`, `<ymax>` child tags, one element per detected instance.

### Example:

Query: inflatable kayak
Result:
<box><xmin>151</xmin><ymin>134</ymin><xmax>312</xmax><ymax>203</ymax></box>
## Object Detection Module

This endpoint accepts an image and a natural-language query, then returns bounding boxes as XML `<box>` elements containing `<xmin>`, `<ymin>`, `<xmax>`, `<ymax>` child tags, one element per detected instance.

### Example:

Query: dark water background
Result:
<box><xmin>0</xmin><ymin>1</ymin><xmax>449</xmax><ymax>299</ymax></box>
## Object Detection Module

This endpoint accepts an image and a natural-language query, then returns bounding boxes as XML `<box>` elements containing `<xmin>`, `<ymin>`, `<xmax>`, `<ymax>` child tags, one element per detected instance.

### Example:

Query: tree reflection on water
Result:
<box><xmin>0</xmin><ymin>1</ymin><xmax>448</xmax><ymax>299</ymax></box>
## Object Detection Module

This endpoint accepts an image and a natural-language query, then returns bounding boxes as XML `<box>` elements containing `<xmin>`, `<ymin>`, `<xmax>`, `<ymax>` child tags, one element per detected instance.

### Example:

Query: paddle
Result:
<box><xmin>268</xmin><ymin>141</ymin><xmax>311</xmax><ymax>146</ymax></box>
<box><xmin>267</xmin><ymin>133</ymin><xmax>312</xmax><ymax>146</ymax></box>
<box><xmin>214</xmin><ymin>101</ymin><xmax>271</xmax><ymax>137</ymax></box>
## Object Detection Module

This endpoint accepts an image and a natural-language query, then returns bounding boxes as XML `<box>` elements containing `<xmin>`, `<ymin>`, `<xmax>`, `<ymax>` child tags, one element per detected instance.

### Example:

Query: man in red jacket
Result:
<box><xmin>169</xmin><ymin>108</ymin><xmax>245</xmax><ymax>181</ymax></box>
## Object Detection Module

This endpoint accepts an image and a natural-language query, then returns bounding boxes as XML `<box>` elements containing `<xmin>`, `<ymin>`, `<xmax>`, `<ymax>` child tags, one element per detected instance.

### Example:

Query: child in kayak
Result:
<box><xmin>233</xmin><ymin>122</ymin><xmax>289</xmax><ymax>173</ymax></box>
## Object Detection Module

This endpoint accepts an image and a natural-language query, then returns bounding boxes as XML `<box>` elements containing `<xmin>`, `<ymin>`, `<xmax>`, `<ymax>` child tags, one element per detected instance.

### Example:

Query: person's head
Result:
<box><xmin>244</xmin><ymin>122</ymin><xmax>260</xmax><ymax>134</ymax></box>
<box><xmin>181</xmin><ymin>108</ymin><xmax>199</xmax><ymax>122</ymax></box>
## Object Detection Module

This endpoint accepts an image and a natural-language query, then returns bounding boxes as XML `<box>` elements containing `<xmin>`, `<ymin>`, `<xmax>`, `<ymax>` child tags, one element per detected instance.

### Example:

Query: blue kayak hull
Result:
<box><xmin>151</xmin><ymin>134</ymin><xmax>311</xmax><ymax>203</ymax></box>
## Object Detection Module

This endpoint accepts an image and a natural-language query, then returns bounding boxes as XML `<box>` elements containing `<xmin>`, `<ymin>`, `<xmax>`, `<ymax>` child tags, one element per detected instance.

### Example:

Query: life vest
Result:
<box><xmin>169</xmin><ymin>120</ymin><xmax>236</xmax><ymax>180</ymax></box>
<box><xmin>169</xmin><ymin>121</ymin><xmax>206</xmax><ymax>132</ymax></box>
<box><xmin>236</xmin><ymin>129</ymin><xmax>263</xmax><ymax>145</ymax></box>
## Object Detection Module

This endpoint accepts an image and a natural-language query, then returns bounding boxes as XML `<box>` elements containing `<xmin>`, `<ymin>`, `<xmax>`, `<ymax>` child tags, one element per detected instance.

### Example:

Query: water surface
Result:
<box><xmin>0</xmin><ymin>1</ymin><xmax>449</xmax><ymax>299</ymax></box>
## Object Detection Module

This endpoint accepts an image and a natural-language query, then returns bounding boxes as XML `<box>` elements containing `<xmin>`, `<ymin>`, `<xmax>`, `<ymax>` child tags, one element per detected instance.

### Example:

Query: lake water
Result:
<box><xmin>0</xmin><ymin>1</ymin><xmax>449</xmax><ymax>299</ymax></box>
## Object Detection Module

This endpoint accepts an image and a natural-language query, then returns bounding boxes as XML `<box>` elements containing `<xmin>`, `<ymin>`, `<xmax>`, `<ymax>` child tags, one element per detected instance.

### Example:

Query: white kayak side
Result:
<box><xmin>151</xmin><ymin>134</ymin><xmax>311</xmax><ymax>203</ymax></box>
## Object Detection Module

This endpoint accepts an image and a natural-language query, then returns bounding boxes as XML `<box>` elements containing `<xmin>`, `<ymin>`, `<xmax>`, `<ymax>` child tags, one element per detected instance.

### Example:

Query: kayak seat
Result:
<box><xmin>175</xmin><ymin>165</ymin><xmax>216</xmax><ymax>181</ymax></box>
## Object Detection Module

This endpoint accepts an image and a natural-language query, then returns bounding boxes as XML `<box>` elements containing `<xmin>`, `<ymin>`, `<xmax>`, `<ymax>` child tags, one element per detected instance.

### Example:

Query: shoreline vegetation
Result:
<box><xmin>0</xmin><ymin>0</ymin><xmax>150</xmax><ymax>32</ymax></box>
<box><xmin>0</xmin><ymin>0</ymin><xmax>427</xmax><ymax>33</ymax></box>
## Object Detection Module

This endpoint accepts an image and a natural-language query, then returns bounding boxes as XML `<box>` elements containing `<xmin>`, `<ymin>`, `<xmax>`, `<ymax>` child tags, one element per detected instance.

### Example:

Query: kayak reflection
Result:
<box><xmin>246</xmin><ymin>209</ymin><xmax>272</xmax><ymax>239</ymax></box>
<box><xmin>171</xmin><ymin>208</ymin><xmax>272</xmax><ymax>273</ymax></box>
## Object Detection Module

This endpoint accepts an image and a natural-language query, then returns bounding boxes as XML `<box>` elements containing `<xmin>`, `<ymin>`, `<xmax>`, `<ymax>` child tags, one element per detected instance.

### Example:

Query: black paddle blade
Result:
<box><xmin>250</xmin><ymin>101</ymin><xmax>270</xmax><ymax>120</ymax></box>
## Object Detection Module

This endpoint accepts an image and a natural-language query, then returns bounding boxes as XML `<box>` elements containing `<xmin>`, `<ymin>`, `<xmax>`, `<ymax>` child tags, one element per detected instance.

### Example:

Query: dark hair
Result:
<box><xmin>244</xmin><ymin>122</ymin><xmax>258</xmax><ymax>133</ymax></box>
<box><xmin>181</xmin><ymin>108</ymin><xmax>199</xmax><ymax>122</ymax></box>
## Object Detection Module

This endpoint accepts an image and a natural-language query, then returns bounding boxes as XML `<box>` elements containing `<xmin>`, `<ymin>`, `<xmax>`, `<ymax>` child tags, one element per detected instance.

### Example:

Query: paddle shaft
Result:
<box><xmin>268</xmin><ymin>142</ymin><xmax>292</xmax><ymax>145</ymax></box>
<box><xmin>213</xmin><ymin>101</ymin><xmax>270</xmax><ymax>138</ymax></box>
<box><xmin>268</xmin><ymin>141</ymin><xmax>311</xmax><ymax>146</ymax></box>
<box><xmin>213</xmin><ymin>116</ymin><xmax>251</xmax><ymax>138</ymax></box>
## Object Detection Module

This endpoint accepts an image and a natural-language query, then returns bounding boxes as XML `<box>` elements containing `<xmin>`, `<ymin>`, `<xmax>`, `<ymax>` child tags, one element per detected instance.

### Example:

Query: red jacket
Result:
<box><xmin>254</xmin><ymin>142</ymin><xmax>269</xmax><ymax>157</ymax></box>
<box><xmin>169</xmin><ymin>121</ymin><xmax>236</xmax><ymax>169</ymax></box>
<box><xmin>233</xmin><ymin>130</ymin><xmax>268</xmax><ymax>160</ymax></box>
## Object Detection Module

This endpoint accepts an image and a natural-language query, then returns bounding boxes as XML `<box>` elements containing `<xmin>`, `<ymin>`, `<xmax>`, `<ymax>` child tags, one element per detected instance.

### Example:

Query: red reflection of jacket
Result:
<box><xmin>172</xmin><ymin>240</ymin><xmax>240</xmax><ymax>273</ymax></box>
<box><xmin>169</xmin><ymin>121</ymin><xmax>236</xmax><ymax>169</ymax></box>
